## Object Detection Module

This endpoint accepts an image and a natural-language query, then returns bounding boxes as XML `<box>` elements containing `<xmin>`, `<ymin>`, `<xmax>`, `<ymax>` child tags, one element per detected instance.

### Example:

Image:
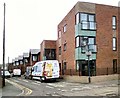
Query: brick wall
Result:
<box><xmin>95</xmin><ymin>4</ymin><xmax>118</xmax><ymax>75</ymax></box>
<box><xmin>57</xmin><ymin>6</ymin><xmax>76</xmax><ymax>70</ymax></box>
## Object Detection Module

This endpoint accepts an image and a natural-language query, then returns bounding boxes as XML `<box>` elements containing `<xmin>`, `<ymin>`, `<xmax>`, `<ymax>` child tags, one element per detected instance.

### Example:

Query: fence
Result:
<box><xmin>61</xmin><ymin>67</ymin><xmax>120</xmax><ymax>76</ymax></box>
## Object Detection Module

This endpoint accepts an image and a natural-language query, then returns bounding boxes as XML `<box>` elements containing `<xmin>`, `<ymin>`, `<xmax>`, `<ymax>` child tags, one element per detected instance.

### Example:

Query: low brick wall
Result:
<box><xmin>63</xmin><ymin>74</ymin><xmax>119</xmax><ymax>83</ymax></box>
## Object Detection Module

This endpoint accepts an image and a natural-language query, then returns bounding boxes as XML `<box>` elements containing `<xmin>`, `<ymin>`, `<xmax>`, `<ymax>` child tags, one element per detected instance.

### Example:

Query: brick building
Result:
<box><xmin>40</xmin><ymin>40</ymin><xmax>56</xmax><ymax>61</ymax></box>
<box><xmin>56</xmin><ymin>2</ymin><xmax>119</xmax><ymax>76</ymax></box>
<box><xmin>29</xmin><ymin>49</ymin><xmax>40</xmax><ymax>66</ymax></box>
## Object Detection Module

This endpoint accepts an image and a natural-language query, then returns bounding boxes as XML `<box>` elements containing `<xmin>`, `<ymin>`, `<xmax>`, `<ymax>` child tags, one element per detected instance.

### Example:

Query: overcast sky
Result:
<box><xmin>0</xmin><ymin>0</ymin><xmax>119</xmax><ymax>64</ymax></box>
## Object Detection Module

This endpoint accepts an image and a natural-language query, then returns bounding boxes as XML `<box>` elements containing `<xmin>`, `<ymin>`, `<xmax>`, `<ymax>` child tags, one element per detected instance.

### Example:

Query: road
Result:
<box><xmin>3</xmin><ymin>76</ymin><xmax>119</xmax><ymax>97</ymax></box>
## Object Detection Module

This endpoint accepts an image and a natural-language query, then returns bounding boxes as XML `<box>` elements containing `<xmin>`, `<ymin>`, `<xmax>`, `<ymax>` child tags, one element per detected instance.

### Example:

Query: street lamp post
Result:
<box><xmin>2</xmin><ymin>3</ymin><xmax>6</xmax><ymax>87</ymax></box>
<box><xmin>82</xmin><ymin>37</ymin><xmax>92</xmax><ymax>83</ymax></box>
<box><xmin>86</xmin><ymin>50</ymin><xmax>92</xmax><ymax>83</ymax></box>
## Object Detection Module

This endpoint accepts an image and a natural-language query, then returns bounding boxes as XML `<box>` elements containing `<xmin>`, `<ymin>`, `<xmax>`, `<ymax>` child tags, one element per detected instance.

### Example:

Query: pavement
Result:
<box><xmin>0</xmin><ymin>80</ymin><xmax>22</xmax><ymax>97</ymax></box>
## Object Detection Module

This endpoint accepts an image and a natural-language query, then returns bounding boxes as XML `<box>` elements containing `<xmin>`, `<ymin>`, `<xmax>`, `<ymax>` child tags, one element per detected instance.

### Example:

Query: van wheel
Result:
<box><xmin>40</xmin><ymin>77</ymin><xmax>43</xmax><ymax>83</ymax></box>
<box><xmin>30</xmin><ymin>76</ymin><xmax>33</xmax><ymax>80</ymax></box>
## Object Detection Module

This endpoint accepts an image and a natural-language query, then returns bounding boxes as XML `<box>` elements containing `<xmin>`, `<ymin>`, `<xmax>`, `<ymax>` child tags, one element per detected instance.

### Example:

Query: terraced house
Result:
<box><xmin>56</xmin><ymin>2</ymin><xmax>119</xmax><ymax>76</ymax></box>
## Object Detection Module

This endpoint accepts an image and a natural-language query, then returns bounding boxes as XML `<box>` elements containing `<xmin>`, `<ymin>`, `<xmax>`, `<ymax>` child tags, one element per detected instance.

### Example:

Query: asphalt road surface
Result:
<box><xmin>5</xmin><ymin>76</ymin><xmax>119</xmax><ymax>97</ymax></box>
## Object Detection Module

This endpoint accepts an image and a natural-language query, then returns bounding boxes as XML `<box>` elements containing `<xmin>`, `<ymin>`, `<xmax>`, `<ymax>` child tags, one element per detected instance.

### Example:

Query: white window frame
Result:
<box><xmin>113</xmin><ymin>37</ymin><xmax>117</xmax><ymax>51</ymax></box>
<box><xmin>63</xmin><ymin>25</ymin><xmax>67</xmax><ymax>33</ymax></box>
<box><xmin>32</xmin><ymin>55</ymin><xmax>38</xmax><ymax>61</ymax></box>
<box><xmin>112</xmin><ymin>16</ymin><xmax>116</xmax><ymax>30</ymax></box>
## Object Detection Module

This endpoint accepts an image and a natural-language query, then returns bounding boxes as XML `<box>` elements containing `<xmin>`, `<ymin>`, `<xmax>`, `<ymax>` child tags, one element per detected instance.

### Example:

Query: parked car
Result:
<box><xmin>13</xmin><ymin>69</ymin><xmax>21</xmax><ymax>77</ymax></box>
<box><xmin>1</xmin><ymin>70</ymin><xmax>11</xmax><ymax>78</ymax></box>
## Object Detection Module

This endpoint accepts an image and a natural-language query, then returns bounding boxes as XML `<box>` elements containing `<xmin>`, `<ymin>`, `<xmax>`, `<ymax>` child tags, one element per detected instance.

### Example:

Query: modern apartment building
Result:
<box><xmin>56</xmin><ymin>2</ymin><xmax>119</xmax><ymax>76</ymax></box>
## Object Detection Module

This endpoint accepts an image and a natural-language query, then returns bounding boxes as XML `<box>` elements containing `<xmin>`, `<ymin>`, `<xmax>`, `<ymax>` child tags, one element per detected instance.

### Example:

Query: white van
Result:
<box><xmin>13</xmin><ymin>69</ymin><xmax>21</xmax><ymax>77</ymax></box>
<box><xmin>32</xmin><ymin>60</ymin><xmax>60</xmax><ymax>82</ymax></box>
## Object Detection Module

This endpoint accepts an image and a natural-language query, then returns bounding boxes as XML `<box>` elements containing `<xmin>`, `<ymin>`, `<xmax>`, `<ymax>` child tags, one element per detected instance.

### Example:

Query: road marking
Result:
<box><xmin>47</xmin><ymin>83</ymin><xmax>64</xmax><ymax>87</ymax></box>
<box><xmin>22</xmin><ymin>80</ymin><xmax>29</xmax><ymax>83</ymax></box>
<box><xmin>34</xmin><ymin>81</ymin><xmax>41</xmax><ymax>84</ymax></box>
<box><xmin>6</xmin><ymin>79</ymin><xmax>32</xmax><ymax>96</ymax></box>
<box><xmin>18</xmin><ymin>78</ymin><xmax>21</xmax><ymax>80</ymax></box>
<box><xmin>46</xmin><ymin>86</ymin><xmax>54</xmax><ymax>89</ymax></box>
<box><xmin>12</xmin><ymin>79</ymin><xmax>20</xmax><ymax>83</ymax></box>
<box><xmin>31</xmin><ymin>82</ymin><xmax>41</xmax><ymax>85</ymax></box>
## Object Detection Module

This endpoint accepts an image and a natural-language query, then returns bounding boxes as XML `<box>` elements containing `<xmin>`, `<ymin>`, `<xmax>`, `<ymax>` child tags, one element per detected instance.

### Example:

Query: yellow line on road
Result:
<box><xmin>5</xmin><ymin>79</ymin><xmax>32</xmax><ymax>96</ymax></box>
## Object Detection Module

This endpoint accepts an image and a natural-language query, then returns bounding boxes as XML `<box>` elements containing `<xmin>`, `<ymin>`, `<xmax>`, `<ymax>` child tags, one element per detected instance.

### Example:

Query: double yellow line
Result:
<box><xmin>5</xmin><ymin>79</ymin><xmax>32</xmax><ymax>96</ymax></box>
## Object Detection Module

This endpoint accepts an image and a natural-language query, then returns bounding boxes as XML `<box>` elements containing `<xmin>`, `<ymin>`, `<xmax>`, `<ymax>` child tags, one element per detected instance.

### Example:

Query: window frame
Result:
<box><xmin>112</xmin><ymin>16</ymin><xmax>117</xmax><ymax>30</ymax></box>
<box><xmin>32</xmin><ymin>55</ymin><xmax>38</xmax><ymax>61</ymax></box>
<box><xmin>59</xmin><ymin>46</ymin><xmax>61</xmax><ymax>55</ymax></box>
<box><xmin>63</xmin><ymin>42</ymin><xmax>67</xmax><ymax>51</ymax></box>
<box><xmin>58</xmin><ymin>30</ymin><xmax>61</xmax><ymax>38</ymax></box>
<box><xmin>63</xmin><ymin>24</ymin><xmax>67</xmax><ymax>33</ymax></box>
<box><xmin>75</xmin><ymin>36</ymin><xmax>80</xmax><ymax>48</ymax></box>
<box><xmin>113</xmin><ymin>59</ymin><xmax>117</xmax><ymax>73</ymax></box>
<box><xmin>113</xmin><ymin>37</ymin><xmax>117</xmax><ymax>51</ymax></box>
<box><xmin>75</xmin><ymin>12</ymin><xmax>80</xmax><ymax>25</ymax></box>
<box><xmin>80</xmin><ymin>13</ymin><xmax>96</xmax><ymax>30</ymax></box>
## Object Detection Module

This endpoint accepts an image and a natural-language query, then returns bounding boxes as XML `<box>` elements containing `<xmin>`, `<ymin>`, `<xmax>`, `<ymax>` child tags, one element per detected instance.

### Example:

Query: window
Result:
<box><xmin>58</xmin><ymin>30</ymin><xmax>61</xmax><ymax>38</ymax></box>
<box><xmin>80</xmin><ymin>13</ymin><xmax>96</xmax><ymax>30</ymax></box>
<box><xmin>16</xmin><ymin>62</ymin><xmax>19</xmax><ymax>66</ymax></box>
<box><xmin>80</xmin><ymin>13</ymin><xmax>87</xmax><ymax>22</ymax></box>
<box><xmin>63</xmin><ymin>62</ymin><xmax>67</xmax><ymax>70</ymax></box>
<box><xmin>63</xmin><ymin>43</ymin><xmax>67</xmax><ymax>51</ymax></box>
<box><xmin>59</xmin><ymin>46</ymin><xmax>61</xmax><ymax>55</ymax></box>
<box><xmin>25</xmin><ymin>59</ymin><xmax>28</xmax><ymax>63</ymax></box>
<box><xmin>113</xmin><ymin>59</ymin><xmax>117</xmax><ymax>73</ymax></box>
<box><xmin>32</xmin><ymin>55</ymin><xmax>38</xmax><ymax>61</ymax></box>
<box><xmin>112</xmin><ymin>16</ymin><xmax>116</xmax><ymax>29</ymax></box>
<box><xmin>75</xmin><ymin>13</ymin><xmax>80</xmax><ymax>24</ymax></box>
<box><xmin>20</xmin><ymin>61</ymin><xmax>23</xmax><ymax>65</ymax></box>
<box><xmin>88</xmin><ymin>38</ymin><xmax>95</xmax><ymax>45</ymax></box>
<box><xmin>13</xmin><ymin>63</ymin><xmax>15</xmax><ymax>66</ymax></box>
<box><xmin>75</xmin><ymin>36</ymin><xmax>80</xmax><ymax>47</ymax></box>
<box><xmin>45</xmin><ymin>49</ymin><xmax>56</xmax><ymax>60</ymax></box>
<box><xmin>63</xmin><ymin>24</ymin><xmax>67</xmax><ymax>32</ymax></box>
<box><xmin>113</xmin><ymin>37</ymin><xmax>117</xmax><ymax>51</ymax></box>
<box><xmin>76</xmin><ymin>61</ymin><xmax>80</xmax><ymax>71</ymax></box>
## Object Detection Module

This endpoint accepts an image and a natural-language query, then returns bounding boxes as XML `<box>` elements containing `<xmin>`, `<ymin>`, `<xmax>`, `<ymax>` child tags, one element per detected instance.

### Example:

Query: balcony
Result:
<box><xmin>81</xmin><ymin>44</ymin><xmax>97</xmax><ymax>53</ymax></box>
<box><xmin>81</xmin><ymin>21</ymin><xmax>96</xmax><ymax>30</ymax></box>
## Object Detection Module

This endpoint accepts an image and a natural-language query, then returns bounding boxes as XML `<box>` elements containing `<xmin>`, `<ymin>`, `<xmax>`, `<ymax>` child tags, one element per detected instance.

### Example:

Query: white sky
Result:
<box><xmin>0</xmin><ymin>0</ymin><xmax>119</xmax><ymax>64</ymax></box>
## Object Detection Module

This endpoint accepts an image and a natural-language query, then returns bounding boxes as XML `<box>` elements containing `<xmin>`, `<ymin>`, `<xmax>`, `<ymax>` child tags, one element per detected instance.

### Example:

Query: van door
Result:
<box><xmin>52</xmin><ymin>61</ymin><xmax>59</xmax><ymax>78</ymax></box>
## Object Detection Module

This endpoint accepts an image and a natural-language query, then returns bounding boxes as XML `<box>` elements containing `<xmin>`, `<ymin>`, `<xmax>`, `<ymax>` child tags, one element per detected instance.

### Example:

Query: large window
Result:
<box><xmin>75</xmin><ymin>36</ymin><xmax>95</xmax><ymax>47</ymax></box>
<box><xmin>113</xmin><ymin>37</ymin><xmax>117</xmax><ymax>51</ymax></box>
<box><xmin>80</xmin><ymin>13</ymin><xmax>96</xmax><ymax>30</ymax></box>
<box><xmin>45</xmin><ymin>49</ymin><xmax>56</xmax><ymax>60</ymax></box>
<box><xmin>75</xmin><ymin>36</ymin><xmax>96</xmax><ymax>53</ymax></box>
<box><xmin>112</xmin><ymin>16</ymin><xmax>116</xmax><ymax>30</ymax></box>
